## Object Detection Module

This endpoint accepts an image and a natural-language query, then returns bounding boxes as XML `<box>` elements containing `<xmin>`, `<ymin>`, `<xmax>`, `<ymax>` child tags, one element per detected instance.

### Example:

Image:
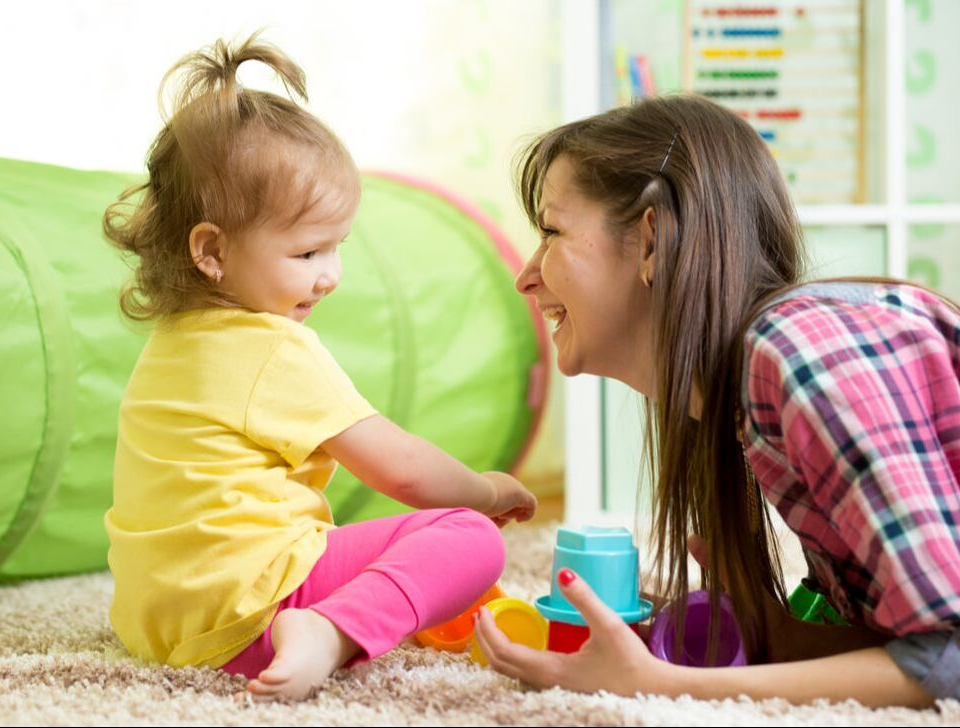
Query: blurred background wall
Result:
<box><xmin>3</xmin><ymin>1</ymin><xmax>960</xmax><ymax>518</ymax></box>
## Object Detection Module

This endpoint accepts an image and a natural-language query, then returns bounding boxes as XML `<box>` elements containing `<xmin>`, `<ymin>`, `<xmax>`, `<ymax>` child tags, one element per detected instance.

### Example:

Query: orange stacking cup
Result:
<box><xmin>414</xmin><ymin>582</ymin><xmax>505</xmax><ymax>652</ymax></box>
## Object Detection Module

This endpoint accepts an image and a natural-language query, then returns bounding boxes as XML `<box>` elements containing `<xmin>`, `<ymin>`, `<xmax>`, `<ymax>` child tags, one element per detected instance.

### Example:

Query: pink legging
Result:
<box><xmin>221</xmin><ymin>508</ymin><xmax>505</xmax><ymax>679</ymax></box>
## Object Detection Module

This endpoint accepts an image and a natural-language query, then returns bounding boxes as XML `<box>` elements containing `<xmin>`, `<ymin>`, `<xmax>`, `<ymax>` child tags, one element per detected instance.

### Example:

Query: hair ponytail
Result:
<box><xmin>160</xmin><ymin>32</ymin><xmax>309</xmax><ymax>127</ymax></box>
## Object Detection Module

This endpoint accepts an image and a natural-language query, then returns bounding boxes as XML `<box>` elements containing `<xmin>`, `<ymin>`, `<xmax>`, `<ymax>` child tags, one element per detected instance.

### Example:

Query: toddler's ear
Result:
<box><xmin>189</xmin><ymin>222</ymin><xmax>225</xmax><ymax>280</ymax></box>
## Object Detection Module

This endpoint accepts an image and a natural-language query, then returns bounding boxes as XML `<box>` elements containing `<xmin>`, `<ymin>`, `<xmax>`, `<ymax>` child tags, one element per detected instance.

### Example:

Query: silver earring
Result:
<box><xmin>214</xmin><ymin>269</ymin><xmax>223</xmax><ymax>284</ymax></box>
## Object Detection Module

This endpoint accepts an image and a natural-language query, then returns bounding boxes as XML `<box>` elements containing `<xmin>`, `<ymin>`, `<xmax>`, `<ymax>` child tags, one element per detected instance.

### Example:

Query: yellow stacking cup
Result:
<box><xmin>469</xmin><ymin>597</ymin><xmax>548</xmax><ymax>666</ymax></box>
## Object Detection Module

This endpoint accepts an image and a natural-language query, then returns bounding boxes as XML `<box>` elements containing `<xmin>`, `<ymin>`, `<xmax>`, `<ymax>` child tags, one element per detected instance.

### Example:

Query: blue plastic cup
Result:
<box><xmin>535</xmin><ymin>526</ymin><xmax>651</xmax><ymax>627</ymax></box>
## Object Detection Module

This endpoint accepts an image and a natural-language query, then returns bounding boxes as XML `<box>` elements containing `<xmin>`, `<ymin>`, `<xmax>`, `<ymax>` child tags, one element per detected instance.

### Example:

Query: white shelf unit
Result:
<box><xmin>559</xmin><ymin>0</ymin><xmax>959</xmax><ymax>527</ymax></box>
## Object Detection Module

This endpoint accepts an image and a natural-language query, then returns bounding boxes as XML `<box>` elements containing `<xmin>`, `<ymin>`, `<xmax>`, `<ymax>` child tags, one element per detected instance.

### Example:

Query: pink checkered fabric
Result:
<box><xmin>743</xmin><ymin>282</ymin><xmax>960</xmax><ymax>636</ymax></box>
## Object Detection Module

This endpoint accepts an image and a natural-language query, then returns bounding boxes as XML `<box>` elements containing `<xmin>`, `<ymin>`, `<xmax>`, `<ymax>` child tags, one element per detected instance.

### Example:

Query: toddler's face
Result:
<box><xmin>221</xmin><ymin>190</ymin><xmax>357</xmax><ymax>323</ymax></box>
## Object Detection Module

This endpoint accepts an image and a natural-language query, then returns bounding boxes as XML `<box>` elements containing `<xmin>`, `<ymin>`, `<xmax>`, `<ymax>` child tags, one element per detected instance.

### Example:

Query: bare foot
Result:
<box><xmin>247</xmin><ymin>608</ymin><xmax>361</xmax><ymax>701</ymax></box>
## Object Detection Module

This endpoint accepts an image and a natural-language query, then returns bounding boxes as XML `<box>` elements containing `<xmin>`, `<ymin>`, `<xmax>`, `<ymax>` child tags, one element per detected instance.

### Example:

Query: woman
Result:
<box><xmin>474</xmin><ymin>94</ymin><xmax>960</xmax><ymax>707</ymax></box>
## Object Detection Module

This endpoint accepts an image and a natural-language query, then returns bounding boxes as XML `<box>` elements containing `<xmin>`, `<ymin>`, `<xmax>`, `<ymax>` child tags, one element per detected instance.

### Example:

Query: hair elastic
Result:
<box><xmin>658</xmin><ymin>130</ymin><xmax>680</xmax><ymax>174</ymax></box>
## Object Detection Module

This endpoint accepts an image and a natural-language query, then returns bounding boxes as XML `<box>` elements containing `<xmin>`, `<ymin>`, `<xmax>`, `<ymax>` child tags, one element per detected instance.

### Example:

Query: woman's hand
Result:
<box><xmin>475</xmin><ymin>564</ymin><xmax>930</xmax><ymax>707</ymax></box>
<box><xmin>481</xmin><ymin>471</ymin><xmax>538</xmax><ymax>527</ymax></box>
<box><xmin>473</xmin><ymin>568</ymin><xmax>681</xmax><ymax>696</ymax></box>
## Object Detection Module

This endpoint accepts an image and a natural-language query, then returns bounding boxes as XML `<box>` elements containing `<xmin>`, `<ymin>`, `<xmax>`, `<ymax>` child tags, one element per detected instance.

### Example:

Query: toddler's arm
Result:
<box><xmin>321</xmin><ymin>415</ymin><xmax>537</xmax><ymax>524</ymax></box>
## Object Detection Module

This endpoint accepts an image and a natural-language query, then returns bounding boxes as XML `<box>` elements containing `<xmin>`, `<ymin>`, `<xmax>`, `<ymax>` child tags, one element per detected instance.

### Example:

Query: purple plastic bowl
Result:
<box><xmin>648</xmin><ymin>590</ymin><xmax>747</xmax><ymax>667</ymax></box>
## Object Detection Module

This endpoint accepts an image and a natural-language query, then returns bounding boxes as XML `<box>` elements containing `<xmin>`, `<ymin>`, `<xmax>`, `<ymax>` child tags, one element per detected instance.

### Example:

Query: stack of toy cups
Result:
<box><xmin>534</xmin><ymin>526</ymin><xmax>653</xmax><ymax>652</ymax></box>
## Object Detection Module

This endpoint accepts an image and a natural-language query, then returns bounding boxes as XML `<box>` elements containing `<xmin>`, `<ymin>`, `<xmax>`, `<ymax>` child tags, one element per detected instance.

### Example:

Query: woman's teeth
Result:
<box><xmin>543</xmin><ymin>306</ymin><xmax>567</xmax><ymax>331</ymax></box>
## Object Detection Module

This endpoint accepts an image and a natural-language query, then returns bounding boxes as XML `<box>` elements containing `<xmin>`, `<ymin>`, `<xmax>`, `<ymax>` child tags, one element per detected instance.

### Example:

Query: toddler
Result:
<box><xmin>102</xmin><ymin>34</ymin><xmax>536</xmax><ymax>701</ymax></box>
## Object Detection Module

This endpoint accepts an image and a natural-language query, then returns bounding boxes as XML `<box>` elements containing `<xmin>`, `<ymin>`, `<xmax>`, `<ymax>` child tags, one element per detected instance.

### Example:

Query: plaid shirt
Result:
<box><xmin>743</xmin><ymin>281</ymin><xmax>960</xmax><ymax>636</ymax></box>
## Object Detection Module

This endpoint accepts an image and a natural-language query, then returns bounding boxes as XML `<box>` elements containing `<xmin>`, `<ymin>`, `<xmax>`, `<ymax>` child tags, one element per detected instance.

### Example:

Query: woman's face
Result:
<box><xmin>515</xmin><ymin>155</ymin><xmax>655</xmax><ymax>393</ymax></box>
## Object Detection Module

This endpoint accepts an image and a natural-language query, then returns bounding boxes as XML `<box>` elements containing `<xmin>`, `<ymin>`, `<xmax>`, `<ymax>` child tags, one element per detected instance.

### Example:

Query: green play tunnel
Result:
<box><xmin>0</xmin><ymin>158</ymin><xmax>547</xmax><ymax>580</ymax></box>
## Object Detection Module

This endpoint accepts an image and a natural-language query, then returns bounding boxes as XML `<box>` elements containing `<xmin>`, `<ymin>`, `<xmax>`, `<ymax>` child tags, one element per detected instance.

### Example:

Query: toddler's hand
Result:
<box><xmin>481</xmin><ymin>471</ymin><xmax>537</xmax><ymax>527</ymax></box>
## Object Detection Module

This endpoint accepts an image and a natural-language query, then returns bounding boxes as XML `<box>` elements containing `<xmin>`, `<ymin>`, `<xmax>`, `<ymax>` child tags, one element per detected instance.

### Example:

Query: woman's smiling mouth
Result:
<box><xmin>541</xmin><ymin>305</ymin><xmax>567</xmax><ymax>332</ymax></box>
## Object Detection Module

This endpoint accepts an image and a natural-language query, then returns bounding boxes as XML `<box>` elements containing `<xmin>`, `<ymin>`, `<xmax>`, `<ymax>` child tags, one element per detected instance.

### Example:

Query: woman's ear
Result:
<box><xmin>189</xmin><ymin>222</ymin><xmax>225</xmax><ymax>282</ymax></box>
<box><xmin>639</xmin><ymin>207</ymin><xmax>656</xmax><ymax>287</ymax></box>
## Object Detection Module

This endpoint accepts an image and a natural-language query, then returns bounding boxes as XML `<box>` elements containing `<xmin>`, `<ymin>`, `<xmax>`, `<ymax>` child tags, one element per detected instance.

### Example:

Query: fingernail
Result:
<box><xmin>558</xmin><ymin>568</ymin><xmax>576</xmax><ymax>587</ymax></box>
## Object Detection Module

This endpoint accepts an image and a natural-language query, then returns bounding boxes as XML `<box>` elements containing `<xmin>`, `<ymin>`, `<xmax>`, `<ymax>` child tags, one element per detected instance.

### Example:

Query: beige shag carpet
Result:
<box><xmin>1</xmin><ymin>523</ymin><xmax>958</xmax><ymax>726</ymax></box>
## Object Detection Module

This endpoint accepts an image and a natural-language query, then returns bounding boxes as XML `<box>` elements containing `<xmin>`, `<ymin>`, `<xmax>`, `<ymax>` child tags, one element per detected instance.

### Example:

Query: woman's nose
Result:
<box><xmin>515</xmin><ymin>250</ymin><xmax>542</xmax><ymax>295</ymax></box>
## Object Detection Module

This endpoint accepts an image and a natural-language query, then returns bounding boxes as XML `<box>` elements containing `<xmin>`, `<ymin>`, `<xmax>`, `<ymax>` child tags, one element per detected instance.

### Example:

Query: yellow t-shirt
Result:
<box><xmin>105</xmin><ymin>308</ymin><xmax>377</xmax><ymax>668</ymax></box>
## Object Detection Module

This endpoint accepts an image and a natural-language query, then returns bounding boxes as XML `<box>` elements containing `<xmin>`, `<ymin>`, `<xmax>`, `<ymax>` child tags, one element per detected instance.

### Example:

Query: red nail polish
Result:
<box><xmin>558</xmin><ymin>568</ymin><xmax>576</xmax><ymax>587</ymax></box>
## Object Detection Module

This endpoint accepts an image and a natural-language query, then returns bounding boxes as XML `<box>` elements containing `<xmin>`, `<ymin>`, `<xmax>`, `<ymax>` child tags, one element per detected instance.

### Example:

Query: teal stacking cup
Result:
<box><xmin>535</xmin><ymin>526</ymin><xmax>652</xmax><ymax>651</ymax></box>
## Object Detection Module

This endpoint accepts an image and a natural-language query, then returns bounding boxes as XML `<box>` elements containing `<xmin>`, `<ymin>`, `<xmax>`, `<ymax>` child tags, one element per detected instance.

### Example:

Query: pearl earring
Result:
<box><xmin>214</xmin><ymin>269</ymin><xmax>223</xmax><ymax>284</ymax></box>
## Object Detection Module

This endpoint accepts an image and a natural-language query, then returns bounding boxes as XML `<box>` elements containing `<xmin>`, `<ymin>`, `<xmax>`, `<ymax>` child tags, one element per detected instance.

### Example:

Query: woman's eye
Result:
<box><xmin>539</xmin><ymin>226</ymin><xmax>557</xmax><ymax>240</ymax></box>
<box><xmin>299</xmin><ymin>251</ymin><xmax>316</xmax><ymax>260</ymax></box>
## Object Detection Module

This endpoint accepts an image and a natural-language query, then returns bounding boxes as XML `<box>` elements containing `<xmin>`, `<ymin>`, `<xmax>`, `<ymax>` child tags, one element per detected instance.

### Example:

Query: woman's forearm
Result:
<box><xmin>663</xmin><ymin>647</ymin><xmax>932</xmax><ymax>708</ymax></box>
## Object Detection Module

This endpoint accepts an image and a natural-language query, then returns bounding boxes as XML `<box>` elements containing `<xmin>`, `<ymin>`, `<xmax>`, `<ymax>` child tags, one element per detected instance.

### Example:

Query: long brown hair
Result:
<box><xmin>103</xmin><ymin>32</ymin><xmax>359</xmax><ymax>321</ymax></box>
<box><xmin>516</xmin><ymin>94</ymin><xmax>806</xmax><ymax>658</ymax></box>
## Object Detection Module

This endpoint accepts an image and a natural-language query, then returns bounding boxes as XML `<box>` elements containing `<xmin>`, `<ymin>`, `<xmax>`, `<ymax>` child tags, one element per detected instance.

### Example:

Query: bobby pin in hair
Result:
<box><xmin>659</xmin><ymin>130</ymin><xmax>680</xmax><ymax>174</ymax></box>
